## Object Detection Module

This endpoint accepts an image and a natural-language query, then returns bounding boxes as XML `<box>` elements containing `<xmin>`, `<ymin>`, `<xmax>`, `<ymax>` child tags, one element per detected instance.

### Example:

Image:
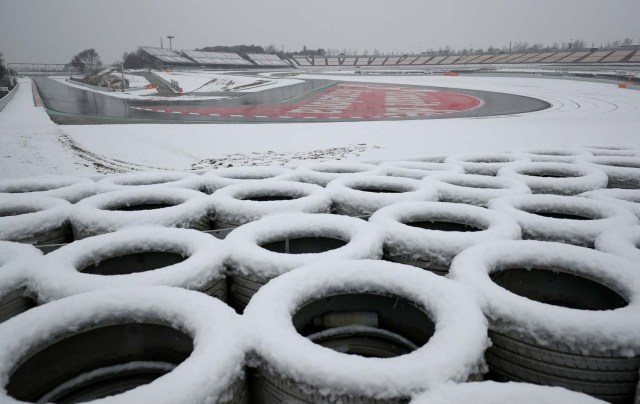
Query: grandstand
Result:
<box><xmin>182</xmin><ymin>50</ymin><xmax>252</xmax><ymax>66</ymax></box>
<box><xmin>141</xmin><ymin>47</ymin><xmax>194</xmax><ymax>65</ymax></box>
<box><xmin>246</xmin><ymin>54</ymin><xmax>289</xmax><ymax>67</ymax></box>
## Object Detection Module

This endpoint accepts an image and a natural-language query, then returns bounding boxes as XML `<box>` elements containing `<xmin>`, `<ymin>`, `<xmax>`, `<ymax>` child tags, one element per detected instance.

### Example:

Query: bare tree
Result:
<box><xmin>622</xmin><ymin>38</ymin><xmax>633</xmax><ymax>46</ymax></box>
<box><xmin>70</xmin><ymin>48</ymin><xmax>102</xmax><ymax>76</ymax></box>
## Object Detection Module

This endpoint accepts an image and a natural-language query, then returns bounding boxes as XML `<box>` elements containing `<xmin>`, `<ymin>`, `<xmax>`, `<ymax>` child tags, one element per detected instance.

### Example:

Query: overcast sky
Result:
<box><xmin>1</xmin><ymin>0</ymin><xmax>639</xmax><ymax>64</ymax></box>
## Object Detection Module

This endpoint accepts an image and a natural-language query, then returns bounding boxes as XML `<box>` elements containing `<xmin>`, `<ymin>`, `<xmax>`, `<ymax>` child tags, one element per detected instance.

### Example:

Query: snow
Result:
<box><xmin>70</xmin><ymin>188</ymin><xmax>212</xmax><ymax>239</ymax></box>
<box><xmin>449</xmin><ymin>240</ymin><xmax>640</xmax><ymax>356</ymax></box>
<box><xmin>96</xmin><ymin>170</ymin><xmax>203</xmax><ymax>192</ymax></box>
<box><xmin>0</xmin><ymin>175</ymin><xmax>96</xmax><ymax>203</ymax></box>
<box><xmin>497</xmin><ymin>161</ymin><xmax>608</xmax><ymax>195</ymax></box>
<box><xmin>489</xmin><ymin>194</ymin><xmax>638</xmax><ymax>247</ymax></box>
<box><xmin>375</xmin><ymin>161</ymin><xmax>463</xmax><ymax>179</ymax></box>
<box><xmin>210</xmin><ymin>181</ymin><xmax>331</xmax><ymax>227</ymax></box>
<box><xmin>445</xmin><ymin>152</ymin><xmax>531</xmax><ymax>176</ymax></box>
<box><xmin>154</xmin><ymin>70</ymin><xmax>303</xmax><ymax>93</ymax></box>
<box><xmin>225</xmin><ymin>213</ymin><xmax>383</xmax><ymax>281</ymax></box>
<box><xmin>0</xmin><ymin>241</ymin><xmax>42</xmax><ymax>303</ymax></box>
<box><xmin>0</xmin><ymin>195</ymin><xmax>71</xmax><ymax>243</ymax></box>
<box><xmin>0</xmin><ymin>286</ymin><xmax>247</xmax><ymax>403</ymax></box>
<box><xmin>293</xmin><ymin>162</ymin><xmax>378</xmax><ymax>186</ymax></box>
<box><xmin>521</xmin><ymin>147</ymin><xmax>592</xmax><ymax>163</ymax></box>
<box><xmin>595</xmin><ymin>226</ymin><xmax>640</xmax><ymax>262</ymax></box>
<box><xmin>427</xmin><ymin>172</ymin><xmax>531</xmax><ymax>207</ymax></box>
<box><xmin>243</xmin><ymin>259</ymin><xmax>489</xmax><ymax>400</ymax></box>
<box><xmin>369</xmin><ymin>201</ymin><xmax>522</xmax><ymax>268</ymax></box>
<box><xmin>410</xmin><ymin>381</ymin><xmax>605</xmax><ymax>404</ymax></box>
<box><xmin>585</xmin><ymin>155</ymin><xmax>640</xmax><ymax>189</ymax></box>
<box><xmin>0</xmin><ymin>241</ymin><xmax>42</xmax><ymax>268</ymax></box>
<box><xmin>581</xmin><ymin>188</ymin><xmax>640</xmax><ymax>218</ymax></box>
<box><xmin>202</xmin><ymin>166</ymin><xmax>293</xmax><ymax>194</ymax></box>
<box><xmin>34</xmin><ymin>227</ymin><xmax>226</xmax><ymax>302</ymax></box>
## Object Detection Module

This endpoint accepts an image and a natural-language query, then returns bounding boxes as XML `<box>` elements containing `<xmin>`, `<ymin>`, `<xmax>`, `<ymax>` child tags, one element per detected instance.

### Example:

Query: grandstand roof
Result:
<box><xmin>141</xmin><ymin>47</ymin><xmax>194</xmax><ymax>64</ymax></box>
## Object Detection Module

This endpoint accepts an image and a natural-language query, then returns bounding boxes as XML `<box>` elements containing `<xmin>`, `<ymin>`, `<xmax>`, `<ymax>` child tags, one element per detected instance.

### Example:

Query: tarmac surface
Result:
<box><xmin>33</xmin><ymin>76</ymin><xmax>550</xmax><ymax>125</ymax></box>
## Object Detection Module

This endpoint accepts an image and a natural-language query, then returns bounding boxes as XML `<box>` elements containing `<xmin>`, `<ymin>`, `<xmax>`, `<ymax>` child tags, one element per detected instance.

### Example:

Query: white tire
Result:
<box><xmin>0</xmin><ymin>175</ymin><xmax>96</xmax><ymax>203</ymax></box>
<box><xmin>96</xmin><ymin>170</ymin><xmax>203</xmax><ymax>192</ymax></box>
<box><xmin>427</xmin><ymin>172</ymin><xmax>531</xmax><ymax>207</ymax></box>
<box><xmin>581</xmin><ymin>188</ymin><xmax>640</xmax><ymax>218</ymax></box>
<box><xmin>0</xmin><ymin>241</ymin><xmax>43</xmax><ymax>323</ymax></box>
<box><xmin>498</xmin><ymin>162</ymin><xmax>608</xmax><ymax>195</ymax></box>
<box><xmin>0</xmin><ymin>195</ymin><xmax>72</xmax><ymax>245</ymax></box>
<box><xmin>445</xmin><ymin>152</ymin><xmax>530</xmax><ymax>176</ymax></box>
<box><xmin>292</xmin><ymin>162</ymin><xmax>378</xmax><ymax>186</ymax></box>
<box><xmin>202</xmin><ymin>166</ymin><xmax>293</xmax><ymax>194</ymax></box>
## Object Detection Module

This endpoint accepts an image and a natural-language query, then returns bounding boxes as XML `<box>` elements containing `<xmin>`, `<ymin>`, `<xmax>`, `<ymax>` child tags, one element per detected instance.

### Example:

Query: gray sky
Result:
<box><xmin>1</xmin><ymin>0</ymin><xmax>639</xmax><ymax>64</ymax></box>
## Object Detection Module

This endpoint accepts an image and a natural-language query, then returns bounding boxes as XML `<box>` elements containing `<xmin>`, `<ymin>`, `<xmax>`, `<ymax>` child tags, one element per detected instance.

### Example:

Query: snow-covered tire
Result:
<box><xmin>450</xmin><ymin>240</ymin><xmax>640</xmax><ymax>402</ymax></box>
<box><xmin>210</xmin><ymin>181</ymin><xmax>331</xmax><ymax>229</ymax></box>
<box><xmin>581</xmin><ymin>189</ymin><xmax>640</xmax><ymax>219</ymax></box>
<box><xmin>522</xmin><ymin>148</ymin><xmax>592</xmax><ymax>163</ymax></box>
<box><xmin>0</xmin><ymin>242</ymin><xmax>42</xmax><ymax>323</ymax></box>
<box><xmin>497</xmin><ymin>162</ymin><xmax>608</xmax><ymax>195</ymax></box>
<box><xmin>202</xmin><ymin>166</ymin><xmax>293</xmax><ymax>194</ymax></box>
<box><xmin>96</xmin><ymin>170</ymin><xmax>203</xmax><ymax>192</ymax></box>
<box><xmin>35</xmin><ymin>227</ymin><xmax>227</xmax><ymax>302</ymax></box>
<box><xmin>585</xmin><ymin>156</ymin><xmax>640</xmax><ymax>189</ymax></box>
<box><xmin>489</xmin><ymin>194</ymin><xmax>638</xmax><ymax>247</ymax></box>
<box><xmin>70</xmin><ymin>188</ymin><xmax>212</xmax><ymax>239</ymax></box>
<box><xmin>444</xmin><ymin>152</ymin><xmax>530</xmax><ymax>176</ymax></box>
<box><xmin>427</xmin><ymin>172</ymin><xmax>531</xmax><ymax>207</ymax></box>
<box><xmin>244</xmin><ymin>260</ymin><xmax>489</xmax><ymax>402</ymax></box>
<box><xmin>0</xmin><ymin>175</ymin><xmax>96</xmax><ymax>203</ymax></box>
<box><xmin>581</xmin><ymin>145</ymin><xmax>638</xmax><ymax>157</ymax></box>
<box><xmin>327</xmin><ymin>174</ymin><xmax>437</xmax><ymax>217</ymax></box>
<box><xmin>0</xmin><ymin>287</ymin><xmax>247</xmax><ymax>403</ymax></box>
<box><xmin>369</xmin><ymin>201</ymin><xmax>521</xmax><ymax>274</ymax></box>
<box><xmin>376</xmin><ymin>160</ymin><xmax>463</xmax><ymax>180</ymax></box>
<box><xmin>293</xmin><ymin>162</ymin><xmax>378</xmax><ymax>186</ymax></box>
<box><xmin>410</xmin><ymin>381</ymin><xmax>605</xmax><ymax>404</ymax></box>
<box><xmin>0</xmin><ymin>195</ymin><xmax>72</xmax><ymax>245</ymax></box>
<box><xmin>225</xmin><ymin>213</ymin><xmax>383</xmax><ymax>311</ymax></box>
<box><xmin>595</xmin><ymin>226</ymin><xmax>640</xmax><ymax>263</ymax></box>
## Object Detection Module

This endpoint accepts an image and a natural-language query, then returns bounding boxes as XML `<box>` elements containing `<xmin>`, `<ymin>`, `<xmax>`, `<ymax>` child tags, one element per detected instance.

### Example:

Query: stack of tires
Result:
<box><xmin>0</xmin><ymin>147</ymin><xmax>639</xmax><ymax>403</ymax></box>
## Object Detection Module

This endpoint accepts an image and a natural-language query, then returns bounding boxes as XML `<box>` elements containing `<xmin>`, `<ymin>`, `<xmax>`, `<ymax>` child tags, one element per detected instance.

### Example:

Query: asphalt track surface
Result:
<box><xmin>33</xmin><ymin>76</ymin><xmax>550</xmax><ymax>125</ymax></box>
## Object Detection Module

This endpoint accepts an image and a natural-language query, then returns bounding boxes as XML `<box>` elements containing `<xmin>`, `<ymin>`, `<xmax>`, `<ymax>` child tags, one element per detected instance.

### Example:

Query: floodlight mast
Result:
<box><xmin>167</xmin><ymin>36</ymin><xmax>175</xmax><ymax>51</ymax></box>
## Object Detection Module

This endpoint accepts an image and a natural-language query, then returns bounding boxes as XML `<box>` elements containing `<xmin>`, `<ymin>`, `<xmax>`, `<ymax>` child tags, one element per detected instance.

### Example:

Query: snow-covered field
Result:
<box><xmin>154</xmin><ymin>70</ymin><xmax>303</xmax><ymax>93</ymax></box>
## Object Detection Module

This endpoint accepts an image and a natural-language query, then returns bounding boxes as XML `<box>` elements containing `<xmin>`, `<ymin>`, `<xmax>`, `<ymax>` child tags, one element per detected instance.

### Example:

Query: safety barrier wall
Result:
<box><xmin>0</xmin><ymin>82</ymin><xmax>20</xmax><ymax>113</ymax></box>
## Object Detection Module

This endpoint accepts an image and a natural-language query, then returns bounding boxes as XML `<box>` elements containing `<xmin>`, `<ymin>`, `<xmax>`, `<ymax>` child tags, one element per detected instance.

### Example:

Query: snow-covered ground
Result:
<box><xmin>1</xmin><ymin>73</ymin><xmax>639</xmax><ymax>177</ymax></box>
<box><xmin>154</xmin><ymin>70</ymin><xmax>303</xmax><ymax>93</ymax></box>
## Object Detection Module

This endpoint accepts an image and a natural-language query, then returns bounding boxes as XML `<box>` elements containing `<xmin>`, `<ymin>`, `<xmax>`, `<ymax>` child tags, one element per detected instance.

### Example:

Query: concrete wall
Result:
<box><xmin>0</xmin><ymin>82</ymin><xmax>20</xmax><ymax>113</ymax></box>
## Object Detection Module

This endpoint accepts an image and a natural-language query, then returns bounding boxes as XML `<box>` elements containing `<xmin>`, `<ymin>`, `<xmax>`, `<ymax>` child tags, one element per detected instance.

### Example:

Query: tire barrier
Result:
<box><xmin>498</xmin><ymin>162</ymin><xmax>608</xmax><ymax>195</ymax></box>
<box><xmin>0</xmin><ymin>241</ymin><xmax>42</xmax><ymax>323</ymax></box>
<box><xmin>369</xmin><ymin>201</ymin><xmax>521</xmax><ymax>275</ymax></box>
<box><xmin>445</xmin><ymin>152</ymin><xmax>531</xmax><ymax>176</ymax></box>
<box><xmin>489</xmin><ymin>194</ymin><xmax>638</xmax><ymax>247</ymax></box>
<box><xmin>0</xmin><ymin>195</ymin><xmax>72</xmax><ymax>245</ymax></box>
<box><xmin>450</xmin><ymin>240</ymin><xmax>640</xmax><ymax>403</ymax></box>
<box><xmin>70</xmin><ymin>188</ymin><xmax>212</xmax><ymax>239</ymax></box>
<box><xmin>595</xmin><ymin>226</ymin><xmax>640</xmax><ymax>263</ymax></box>
<box><xmin>521</xmin><ymin>147</ymin><xmax>593</xmax><ymax>163</ymax></box>
<box><xmin>410</xmin><ymin>381</ymin><xmax>605</xmax><ymax>404</ymax></box>
<box><xmin>581</xmin><ymin>189</ymin><xmax>640</xmax><ymax>219</ymax></box>
<box><xmin>585</xmin><ymin>156</ymin><xmax>640</xmax><ymax>189</ymax></box>
<box><xmin>293</xmin><ymin>162</ymin><xmax>378</xmax><ymax>186</ymax></box>
<box><xmin>0</xmin><ymin>175</ymin><xmax>96</xmax><ymax>203</ymax></box>
<box><xmin>427</xmin><ymin>172</ymin><xmax>531</xmax><ymax>207</ymax></box>
<box><xmin>580</xmin><ymin>145</ymin><xmax>638</xmax><ymax>157</ymax></box>
<box><xmin>96</xmin><ymin>170</ymin><xmax>203</xmax><ymax>193</ymax></box>
<box><xmin>244</xmin><ymin>260</ymin><xmax>489</xmax><ymax>403</ymax></box>
<box><xmin>35</xmin><ymin>227</ymin><xmax>227</xmax><ymax>302</ymax></box>
<box><xmin>210</xmin><ymin>181</ymin><xmax>331</xmax><ymax>229</ymax></box>
<box><xmin>327</xmin><ymin>174</ymin><xmax>438</xmax><ymax>217</ymax></box>
<box><xmin>202</xmin><ymin>166</ymin><xmax>293</xmax><ymax>194</ymax></box>
<box><xmin>225</xmin><ymin>213</ymin><xmax>383</xmax><ymax>311</ymax></box>
<box><xmin>375</xmin><ymin>160</ymin><xmax>463</xmax><ymax>180</ymax></box>
<box><xmin>0</xmin><ymin>287</ymin><xmax>247</xmax><ymax>403</ymax></box>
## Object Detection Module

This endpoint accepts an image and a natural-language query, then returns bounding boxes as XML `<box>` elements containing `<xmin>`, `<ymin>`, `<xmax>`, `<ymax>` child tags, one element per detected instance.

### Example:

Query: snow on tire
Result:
<box><xmin>0</xmin><ymin>287</ymin><xmax>247</xmax><ymax>403</ymax></box>
<box><xmin>497</xmin><ymin>162</ymin><xmax>608</xmax><ymax>195</ymax></box>
<box><xmin>450</xmin><ymin>240</ymin><xmax>640</xmax><ymax>402</ymax></box>
<box><xmin>444</xmin><ymin>152</ymin><xmax>530</xmax><ymax>176</ymax></box>
<box><xmin>244</xmin><ymin>260</ymin><xmax>489</xmax><ymax>403</ymax></box>
<box><xmin>225</xmin><ymin>213</ymin><xmax>383</xmax><ymax>311</ymax></box>
<box><xmin>70</xmin><ymin>188</ymin><xmax>212</xmax><ymax>239</ymax></box>
<box><xmin>202</xmin><ymin>166</ymin><xmax>293</xmax><ymax>194</ymax></box>
<box><xmin>581</xmin><ymin>189</ymin><xmax>640</xmax><ymax>219</ymax></box>
<box><xmin>521</xmin><ymin>147</ymin><xmax>592</xmax><ymax>163</ymax></box>
<box><xmin>427</xmin><ymin>172</ymin><xmax>531</xmax><ymax>207</ymax></box>
<box><xmin>585</xmin><ymin>156</ymin><xmax>640</xmax><ymax>189</ymax></box>
<box><xmin>580</xmin><ymin>145</ymin><xmax>638</xmax><ymax>157</ymax></box>
<box><xmin>489</xmin><ymin>194</ymin><xmax>638</xmax><ymax>247</ymax></box>
<box><xmin>96</xmin><ymin>170</ymin><xmax>203</xmax><ymax>193</ymax></box>
<box><xmin>210</xmin><ymin>181</ymin><xmax>331</xmax><ymax>229</ymax></box>
<box><xmin>369</xmin><ymin>201</ymin><xmax>521</xmax><ymax>275</ymax></box>
<box><xmin>410</xmin><ymin>381</ymin><xmax>605</xmax><ymax>404</ymax></box>
<box><xmin>327</xmin><ymin>174</ymin><xmax>437</xmax><ymax>217</ymax></box>
<box><xmin>35</xmin><ymin>227</ymin><xmax>227</xmax><ymax>302</ymax></box>
<box><xmin>375</xmin><ymin>160</ymin><xmax>463</xmax><ymax>180</ymax></box>
<box><xmin>0</xmin><ymin>195</ymin><xmax>72</xmax><ymax>245</ymax></box>
<box><xmin>292</xmin><ymin>162</ymin><xmax>378</xmax><ymax>186</ymax></box>
<box><xmin>0</xmin><ymin>241</ymin><xmax>42</xmax><ymax>323</ymax></box>
<box><xmin>0</xmin><ymin>175</ymin><xmax>96</xmax><ymax>203</ymax></box>
<box><xmin>595</xmin><ymin>226</ymin><xmax>640</xmax><ymax>263</ymax></box>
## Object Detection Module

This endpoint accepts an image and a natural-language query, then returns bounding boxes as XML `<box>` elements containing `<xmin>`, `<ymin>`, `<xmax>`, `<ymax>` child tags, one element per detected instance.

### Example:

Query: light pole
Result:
<box><xmin>167</xmin><ymin>36</ymin><xmax>175</xmax><ymax>50</ymax></box>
